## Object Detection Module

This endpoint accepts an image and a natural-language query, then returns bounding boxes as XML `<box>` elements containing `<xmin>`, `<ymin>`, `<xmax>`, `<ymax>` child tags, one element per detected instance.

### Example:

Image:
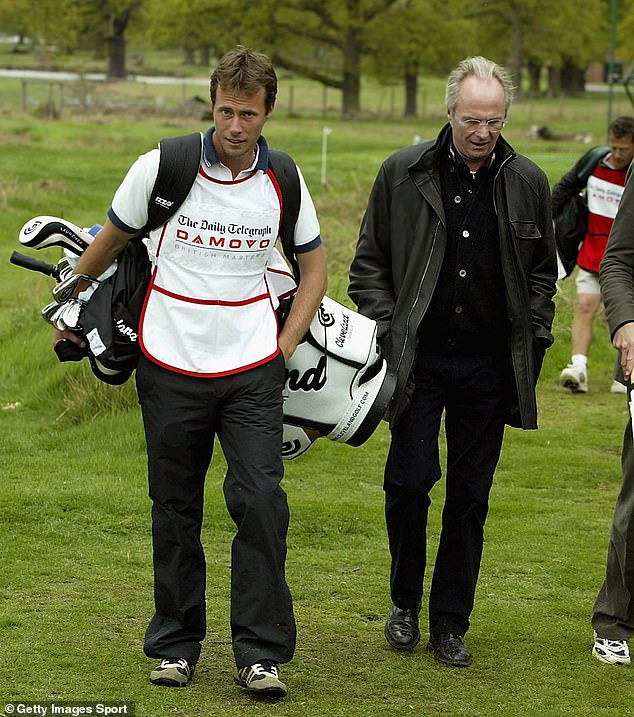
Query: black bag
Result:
<box><xmin>78</xmin><ymin>238</ymin><xmax>151</xmax><ymax>384</ymax></box>
<box><xmin>553</xmin><ymin>192</ymin><xmax>587</xmax><ymax>278</ymax></box>
<box><xmin>553</xmin><ymin>145</ymin><xmax>609</xmax><ymax>278</ymax></box>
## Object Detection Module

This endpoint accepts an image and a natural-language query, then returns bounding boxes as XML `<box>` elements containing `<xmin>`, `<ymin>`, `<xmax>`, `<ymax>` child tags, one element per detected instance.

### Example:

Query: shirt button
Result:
<box><xmin>459</xmin><ymin>269</ymin><xmax>467</xmax><ymax>278</ymax></box>
<box><xmin>454</xmin><ymin>195</ymin><xmax>462</xmax><ymax>204</ymax></box>
<box><xmin>462</xmin><ymin>230</ymin><xmax>470</xmax><ymax>238</ymax></box>
<box><xmin>455</xmin><ymin>306</ymin><xmax>463</xmax><ymax>314</ymax></box>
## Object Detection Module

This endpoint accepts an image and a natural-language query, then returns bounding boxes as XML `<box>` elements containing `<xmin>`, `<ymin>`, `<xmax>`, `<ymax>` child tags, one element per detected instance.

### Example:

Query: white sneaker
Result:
<box><xmin>611</xmin><ymin>380</ymin><xmax>628</xmax><ymax>394</ymax></box>
<box><xmin>592</xmin><ymin>633</ymin><xmax>631</xmax><ymax>665</ymax></box>
<box><xmin>559</xmin><ymin>364</ymin><xmax>588</xmax><ymax>393</ymax></box>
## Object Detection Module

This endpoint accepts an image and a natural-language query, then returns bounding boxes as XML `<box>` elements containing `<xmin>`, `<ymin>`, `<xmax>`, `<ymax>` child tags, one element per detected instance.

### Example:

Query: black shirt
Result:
<box><xmin>417</xmin><ymin>143</ymin><xmax>510</xmax><ymax>354</ymax></box>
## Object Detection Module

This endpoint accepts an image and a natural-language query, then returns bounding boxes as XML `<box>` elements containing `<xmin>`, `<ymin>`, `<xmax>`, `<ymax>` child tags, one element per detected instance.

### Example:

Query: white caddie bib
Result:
<box><xmin>140</xmin><ymin>170</ymin><xmax>282</xmax><ymax>376</ymax></box>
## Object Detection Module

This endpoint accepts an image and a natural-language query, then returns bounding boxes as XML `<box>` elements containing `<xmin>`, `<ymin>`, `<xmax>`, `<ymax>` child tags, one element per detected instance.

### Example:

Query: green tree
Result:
<box><xmin>143</xmin><ymin>0</ymin><xmax>241</xmax><ymax>68</ymax></box>
<box><xmin>261</xmin><ymin>0</ymin><xmax>400</xmax><ymax>117</ymax></box>
<box><xmin>365</xmin><ymin>0</ymin><xmax>475</xmax><ymax>117</ymax></box>
<box><xmin>0</xmin><ymin>0</ymin><xmax>31</xmax><ymax>44</ymax></box>
<box><xmin>2</xmin><ymin>0</ymin><xmax>146</xmax><ymax>77</ymax></box>
<box><xmin>468</xmin><ymin>0</ymin><xmax>607</xmax><ymax>98</ymax></box>
<box><xmin>617</xmin><ymin>0</ymin><xmax>634</xmax><ymax>67</ymax></box>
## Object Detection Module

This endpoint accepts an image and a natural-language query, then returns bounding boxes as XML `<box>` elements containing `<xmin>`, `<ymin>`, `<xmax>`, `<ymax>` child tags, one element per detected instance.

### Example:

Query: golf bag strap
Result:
<box><xmin>143</xmin><ymin>132</ymin><xmax>203</xmax><ymax>234</ymax></box>
<box><xmin>577</xmin><ymin>145</ymin><xmax>609</xmax><ymax>183</ymax></box>
<box><xmin>268</xmin><ymin>149</ymin><xmax>301</xmax><ymax>280</ymax></box>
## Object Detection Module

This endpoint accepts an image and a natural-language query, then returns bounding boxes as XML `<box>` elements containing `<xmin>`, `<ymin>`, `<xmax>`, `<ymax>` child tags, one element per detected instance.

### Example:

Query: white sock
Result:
<box><xmin>571</xmin><ymin>354</ymin><xmax>588</xmax><ymax>368</ymax></box>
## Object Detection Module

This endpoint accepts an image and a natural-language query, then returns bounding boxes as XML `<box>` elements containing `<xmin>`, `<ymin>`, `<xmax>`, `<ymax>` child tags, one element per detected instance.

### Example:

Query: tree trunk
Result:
<box><xmin>527</xmin><ymin>60</ymin><xmax>541</xmax><ymax>97</ymax></box>
<box><xmin>107</xmin><ymin>17</ymin><xmax>128</xmax><ymax>79</ymax></box>
<box><xmin>183</xmin><ymin>36</ymin><xmax>195</xmax><ymax>65</ymax></box>
<box><xmin>508</xmin><ymin>3</ymin><xmax>523</xmax><ymax>100</ymax></box>
<box><xmin>341</xmin><ymin>33</ymin><xmax>361</xmax><ymax>117</ymax></box>
<box><xmin>547</xmin><ymin>66</ymin><xmax>561</xmax><ymax>97</ymax></box>
<box><xmin>560</xmin><ymin>59</ymin><xmax>585</xmax><ymax>95</ymax></box>
<box><xmin>404</xmin><ymin>71</ymin><xmax>417</xmax><ymax>117</ymax></box>
<box><xmin>200</xmin><ymin>45</ymin><xmax>211</xmax><ymax>68</ymax></box>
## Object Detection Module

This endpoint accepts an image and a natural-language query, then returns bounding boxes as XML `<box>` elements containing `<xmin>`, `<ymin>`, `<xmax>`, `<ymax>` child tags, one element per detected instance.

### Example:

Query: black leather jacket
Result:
<box><xmin>349</xmin><ymin>124</ymin><xmax>557</xmax><ymax>428</ymax></box>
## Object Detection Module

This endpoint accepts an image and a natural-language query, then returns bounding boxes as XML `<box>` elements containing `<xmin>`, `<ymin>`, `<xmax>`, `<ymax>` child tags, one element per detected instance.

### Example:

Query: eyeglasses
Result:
<box><xmin>452</xmin><ymin>113</ymin><xmax>507</xmax><ymax>133</ymax></box>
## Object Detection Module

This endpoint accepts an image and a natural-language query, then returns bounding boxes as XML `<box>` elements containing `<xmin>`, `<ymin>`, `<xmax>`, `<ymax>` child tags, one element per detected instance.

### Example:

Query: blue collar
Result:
<box><xmin>203</xmin><ymin>127</ymin><xmax>269</xmax><ymax>171</ymax></box>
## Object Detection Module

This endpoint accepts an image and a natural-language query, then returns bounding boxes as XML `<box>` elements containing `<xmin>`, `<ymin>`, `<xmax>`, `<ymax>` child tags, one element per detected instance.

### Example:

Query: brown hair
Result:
<box><xmin>210</xmin><ymin>46</ymin><xmax>277</xmax><ymax>113</ymax></box>
<box><xmin>609</xmin><ymin>116</ymin><xmax>634</xmax><ymax>142</ymax></box>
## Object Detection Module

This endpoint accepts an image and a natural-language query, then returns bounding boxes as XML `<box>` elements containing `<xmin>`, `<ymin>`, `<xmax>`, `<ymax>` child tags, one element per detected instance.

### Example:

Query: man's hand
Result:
<box><xmin>613</xmin><ymin>322</ymin><xmax>634</xmax><ymax>380</ymax></box>
<box><xmin>53</xmin><ymin>328</ymin><xmax>86</xmax><ymax>349</ymax></box>
<box><xmin>278</xmin><ymin>246</ymin><xmax>327</xmax><ymax>362</ymax></box>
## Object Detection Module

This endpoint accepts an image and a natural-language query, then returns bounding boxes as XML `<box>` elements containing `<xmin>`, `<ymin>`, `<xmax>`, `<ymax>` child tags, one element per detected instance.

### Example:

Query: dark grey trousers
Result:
<box><xmin>592</xmin><ymin>410</ymin><xmax>634</xmax><ymax>640</ymax></box>
<box><xmin>136</xmin><ymin>353</ymin><xmax>296</xmax><ymax>667</ymax></box>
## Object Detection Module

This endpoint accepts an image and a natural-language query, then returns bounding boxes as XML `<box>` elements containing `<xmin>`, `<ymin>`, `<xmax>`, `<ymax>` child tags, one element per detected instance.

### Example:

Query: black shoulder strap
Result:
<box><xmin>268</xmin><ymin>149</ymin><xmax>301</xmax><ymax>280</ymax></box>
<box><xmin>576</xmin><ymin>145</ymin><xmax>609</xmax><ymax>183</ymax></box>
<box><xmin>143</xmin><ymin>132</ymin><xmax>202</xmax><ymax>234</ymax></box>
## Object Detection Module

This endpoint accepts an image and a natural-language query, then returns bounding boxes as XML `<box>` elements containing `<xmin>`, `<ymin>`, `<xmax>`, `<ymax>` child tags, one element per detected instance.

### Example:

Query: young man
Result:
<box><xmin>554</xmin><ymin>116</ymin><xmax>634</xmax><ymax>394</ymax></box>
<box><xmin>592</xmin><ymin>166</ymin><xmax>634</xmax><ymax>665</ymax></box>
<box><xmin>54</xmin><ymin>46</ymin><xmax>327</xmax><ymax>698</ymax></box>
<box><xmin>349</xmin><ymin>56</ymin><xmax>557</xmax><ymax>667</ymax></box>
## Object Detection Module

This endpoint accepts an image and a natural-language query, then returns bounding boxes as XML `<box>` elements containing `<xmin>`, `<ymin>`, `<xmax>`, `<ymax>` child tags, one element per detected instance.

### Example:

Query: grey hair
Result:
<box><xmin>445</xmin><ymin>56</ymin><xmax>515</xmax><ymax>114</ymax></box>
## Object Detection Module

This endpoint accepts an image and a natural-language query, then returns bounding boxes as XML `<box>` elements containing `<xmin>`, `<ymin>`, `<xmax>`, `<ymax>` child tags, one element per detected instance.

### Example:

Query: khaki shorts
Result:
<box><xmin>576</xmin><ymin>267</ymin><xmax>601</xmax><ymax>295</ymax></box>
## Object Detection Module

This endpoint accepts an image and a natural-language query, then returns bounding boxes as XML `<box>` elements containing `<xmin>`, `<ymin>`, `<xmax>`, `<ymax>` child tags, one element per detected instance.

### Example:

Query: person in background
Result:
<box><xmin>555</xmin><ymin>116</ymin><xmax>634</xmax><ymax>394</ymax></box>
<box><xmin>349</xmin><ymin>56</ymin><xmax>557</xmax><ymax>668</ymax></box>
<box><xmin>592</xmin><ymin>165</ymin><xmax>634</xmax><ymax>665</ymax></box>
<box><xmin>53</xmin><ymin>46</ymin><xmax>327</xmax><ymax>698</ymax></box>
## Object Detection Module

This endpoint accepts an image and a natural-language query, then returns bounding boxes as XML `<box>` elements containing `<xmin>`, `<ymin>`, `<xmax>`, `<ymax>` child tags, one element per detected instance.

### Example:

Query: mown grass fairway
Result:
<box><xmin>1</xmin><ymin>80</ymin><xmax>634</xmax><ymax>716</ymax></box>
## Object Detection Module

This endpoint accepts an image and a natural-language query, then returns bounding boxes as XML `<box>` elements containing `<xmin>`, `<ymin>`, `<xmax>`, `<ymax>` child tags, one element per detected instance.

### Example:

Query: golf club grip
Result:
<box><xmin>10</xmin><ymin>250</ymin><xmax>56</xmax><ymax>277</ymax></box>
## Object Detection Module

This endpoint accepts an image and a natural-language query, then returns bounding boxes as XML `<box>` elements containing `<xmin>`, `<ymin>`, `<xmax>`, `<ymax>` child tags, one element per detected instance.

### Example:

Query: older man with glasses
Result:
<box><xmin>349</xmin><ymin>56</ymin><xmax>557</xmax><ymax>667</ymax></box>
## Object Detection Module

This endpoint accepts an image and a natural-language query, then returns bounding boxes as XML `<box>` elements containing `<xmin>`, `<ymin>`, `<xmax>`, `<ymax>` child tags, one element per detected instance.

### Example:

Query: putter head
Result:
<box><xmin>19</xmin><ymin>216</ymin><xmax>93</xmax><ymax>255</ymax></box>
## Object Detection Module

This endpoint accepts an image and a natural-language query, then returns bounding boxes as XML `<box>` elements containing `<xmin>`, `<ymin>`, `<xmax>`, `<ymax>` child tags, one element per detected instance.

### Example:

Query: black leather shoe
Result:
<box><xmin>427</xmin><ymin>633</ymin><xmax>472</xmax><ymax>667</ymax></box>
<box><xmin>384</xmin><ymin>604</ymin><xmax>421</xmax><ymax>650</ymax></box>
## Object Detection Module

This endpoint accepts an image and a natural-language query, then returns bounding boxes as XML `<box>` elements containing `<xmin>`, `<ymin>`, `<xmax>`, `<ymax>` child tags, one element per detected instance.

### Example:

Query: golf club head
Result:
<box><xmin>52</xmin><ymin>272</ymin><xmax>95</xmax><ymax>304</ymax></box>
<box><xmin>41</xmin><ymin>301</ymin><xmax>62</xmax><ymax>324</ymax></box>
<box><xmin>19</xmin><ymin>216</ymin><xmax>93</xmax><ymax>255</ymax></box>
<box><xmin>40</xmin><ymin>299</ymin><xmax>83</xmax><ymax>330</ymax></box>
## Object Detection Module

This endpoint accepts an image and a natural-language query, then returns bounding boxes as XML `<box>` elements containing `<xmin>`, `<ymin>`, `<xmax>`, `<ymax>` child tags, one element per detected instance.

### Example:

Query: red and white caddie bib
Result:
<box><xmin>140</xmin><ymin>167</ymin><xmax>282</xmax><ymax>376</ymax></box>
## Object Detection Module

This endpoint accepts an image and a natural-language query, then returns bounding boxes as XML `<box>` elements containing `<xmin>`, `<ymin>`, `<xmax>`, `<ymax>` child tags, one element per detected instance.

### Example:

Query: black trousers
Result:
<box><xmin>384</xmin><ymin>348</ymin><xmax>510</xmax><ymax>636</ymax></box>
<box><xmin>136</xmin><ymin>353</ymin><xmax>296</xmax><ymax>668</ymax></box>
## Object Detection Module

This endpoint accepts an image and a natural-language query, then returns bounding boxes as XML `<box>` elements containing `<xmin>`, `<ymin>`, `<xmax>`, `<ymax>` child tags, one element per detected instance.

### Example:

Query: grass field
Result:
<box><xmin>1</xmin><ymin>76</ymin><xmax>634</xmax><ymax>716</ymax></box>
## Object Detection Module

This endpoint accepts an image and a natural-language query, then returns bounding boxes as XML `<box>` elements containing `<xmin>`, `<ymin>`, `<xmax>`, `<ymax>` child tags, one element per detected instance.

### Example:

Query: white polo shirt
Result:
<box><xmin>108</xmin><ymin>132</ymin><xmax>321</xmax><ymax>376</ymax></box>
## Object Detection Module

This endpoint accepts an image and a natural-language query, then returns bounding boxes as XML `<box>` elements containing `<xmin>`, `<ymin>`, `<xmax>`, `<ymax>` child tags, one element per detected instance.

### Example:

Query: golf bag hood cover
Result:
<box><xmin>281</xmin><ymin>296</ymin><xmax>396</xmax><ymax>459</ymax></box>
<box><xmin>19</xmin><ymin>216</ymin><xmax>93</xmax><ymax>255</ymax></box>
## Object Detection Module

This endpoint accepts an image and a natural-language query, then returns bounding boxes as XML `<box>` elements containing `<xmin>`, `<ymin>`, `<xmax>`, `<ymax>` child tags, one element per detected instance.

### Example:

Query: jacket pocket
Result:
<box><xmin>510</xmin><ymin>221</ymin><xmax>542</xmax><ymax>240</ymax></box>
<box><xmin>511</xmin><ymin>221</ymin><xmax>542</xmax><ymax>267</ymax></box>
